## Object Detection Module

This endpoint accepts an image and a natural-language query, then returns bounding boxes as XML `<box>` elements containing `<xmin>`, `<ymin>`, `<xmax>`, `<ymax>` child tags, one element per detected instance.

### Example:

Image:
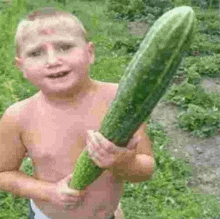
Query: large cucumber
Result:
<box><xmin>69</xmin><ymin>6</ymin><xmax>196</xmax><ymax>190</ymax></box>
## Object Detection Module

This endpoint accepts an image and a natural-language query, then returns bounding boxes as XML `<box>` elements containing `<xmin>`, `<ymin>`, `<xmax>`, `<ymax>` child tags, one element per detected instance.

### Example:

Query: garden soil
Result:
<box><xmin>128</xmin><ymin>22</ymin><xmax>220</xmax><ymax>199</ymax></box>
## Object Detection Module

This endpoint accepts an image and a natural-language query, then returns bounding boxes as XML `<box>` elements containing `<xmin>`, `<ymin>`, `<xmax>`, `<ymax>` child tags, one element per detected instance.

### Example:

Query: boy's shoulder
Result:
<box><xmin>96</xmin><ymin>81</ymin><xmax>118</xmax><ymax>105</ymax></box>
<box><xmin>3</xmin><ymin>93</ymin><xmax>39</xmax><ymax>121</ymax></box>
<box><xmin>97</xmin><ymin>81</ymin><xmax>118</xmax><ymax>94</ymax></box>
<box><xmin>96</xmin><ymin>80</ymin><xmax>118</xmax><ymax>90</ymax></box>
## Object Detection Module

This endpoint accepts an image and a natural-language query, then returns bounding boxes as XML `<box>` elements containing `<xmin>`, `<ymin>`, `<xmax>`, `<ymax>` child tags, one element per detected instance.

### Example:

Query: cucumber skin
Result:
<box><xmin>69</xmin><ymin>6</ymin><xmax>196</xmax><ymax>190</ymax></box>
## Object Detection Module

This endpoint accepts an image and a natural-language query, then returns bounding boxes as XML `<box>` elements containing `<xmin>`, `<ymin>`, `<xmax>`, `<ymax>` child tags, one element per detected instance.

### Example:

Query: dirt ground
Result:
<box><xmin>150</xmin><ymin>92</ymin><xmax>220</xmax><ymax>196</ymax></box>
<box><xmin>128</xmin><ymin>21</ymin><xmax>220</xmax><ymax>199</ymax></box>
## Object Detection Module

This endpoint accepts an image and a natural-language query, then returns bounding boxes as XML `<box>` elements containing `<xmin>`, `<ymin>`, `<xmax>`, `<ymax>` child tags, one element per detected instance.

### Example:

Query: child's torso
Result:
<box><xmin>19</xmin><ymin>81</ymin><xmax>123</xmax><ymax>219</ymax></box>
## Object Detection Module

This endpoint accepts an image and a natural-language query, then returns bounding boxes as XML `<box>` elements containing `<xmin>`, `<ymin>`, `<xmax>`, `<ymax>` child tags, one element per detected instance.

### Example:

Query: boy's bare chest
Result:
<box><xmin>21</xmin><ymin>91</ymin><xmax>116</xmax><ymax>182</ymax></box>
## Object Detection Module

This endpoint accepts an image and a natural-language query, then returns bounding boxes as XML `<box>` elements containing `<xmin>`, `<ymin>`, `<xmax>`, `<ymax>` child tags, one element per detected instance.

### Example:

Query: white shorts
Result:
<box><xmin>30</xmin><ymin>199</ymin><xmax>116</xmax><ymax>219</ymax></box>
<box><xmin>30</xmin><ymin>199</ymin><xmax>51</xmax><ymax>219</ymax></box>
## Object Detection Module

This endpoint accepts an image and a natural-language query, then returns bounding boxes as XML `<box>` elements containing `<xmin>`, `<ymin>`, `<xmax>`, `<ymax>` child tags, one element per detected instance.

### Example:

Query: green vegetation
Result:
<box><xmin>121</xmin><ymin>118</ymin><xmax>219</xmax><ymax>218</ymax></box>
<box><xmin>163</xmin><ymin>82</ymin><xmax>220</xmax><ymax>138</ymax></box>
<box><xmin>0</xmin><ymin>0</ymin><xmax>219</xmax><ymax>218</ymax></box>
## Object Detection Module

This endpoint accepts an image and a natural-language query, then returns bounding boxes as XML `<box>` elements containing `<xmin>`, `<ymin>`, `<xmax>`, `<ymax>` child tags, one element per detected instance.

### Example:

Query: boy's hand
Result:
<box><xmin>86</xmin><ymin>130</ymin><xmax>141</xmax><ymax>169</ymax></box>
<box><xmin>48</xmin><ymin>174</ymin><xmax>87</xmax><ymax>210</ymax></box>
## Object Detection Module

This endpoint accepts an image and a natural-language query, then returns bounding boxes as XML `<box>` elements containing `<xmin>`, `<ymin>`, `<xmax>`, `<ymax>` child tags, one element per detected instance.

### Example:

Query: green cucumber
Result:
<box><xmin>69</xmin><ymin>6</ymin><xmax>196</xmax><ymax>190</ymax></box>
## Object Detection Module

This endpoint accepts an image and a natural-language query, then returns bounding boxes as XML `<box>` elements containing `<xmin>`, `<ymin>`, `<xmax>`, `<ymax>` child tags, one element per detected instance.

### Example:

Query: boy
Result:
<box><xmin>0</xmin><ymin>7</ymin><xmax>155</xmax><ymax>219</ymax></box>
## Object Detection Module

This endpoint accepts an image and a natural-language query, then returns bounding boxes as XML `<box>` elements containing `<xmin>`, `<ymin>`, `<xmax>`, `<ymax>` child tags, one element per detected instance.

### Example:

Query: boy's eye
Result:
<box><xmin>59</xmin><ymin>44</ymin><xmax>73</xmax><ymax>51</ymax></box>
<box><xmin>28</xmin><ymin>50</ymin><xmax>42</xmax><ymax>57</ymax></box>
<box><xmin>27</xmin><ymin>44</ymin><xmax>74</xmax><ymax>57</ymax></box>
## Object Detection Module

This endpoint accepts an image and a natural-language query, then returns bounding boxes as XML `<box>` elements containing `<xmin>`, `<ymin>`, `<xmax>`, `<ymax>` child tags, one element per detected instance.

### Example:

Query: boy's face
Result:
<box><xmin>15</xmin><ymin>18</ymin><xmax>95</xmax><ymax>95</ymax></box>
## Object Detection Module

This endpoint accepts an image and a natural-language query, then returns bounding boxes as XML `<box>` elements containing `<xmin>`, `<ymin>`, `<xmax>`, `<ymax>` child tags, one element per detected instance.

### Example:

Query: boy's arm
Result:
<box><xmin>109</xmin><ymin>122</ymin><xmax>155</xmax><ymax>183</ymax></box>
<box><xmin>0</xmin><ymin>106</ymin><xmax>52</xmax><ymax>201</ymax></box>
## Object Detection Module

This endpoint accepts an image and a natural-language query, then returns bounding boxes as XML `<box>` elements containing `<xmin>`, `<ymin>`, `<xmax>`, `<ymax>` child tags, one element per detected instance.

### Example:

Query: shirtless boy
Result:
<box><xmin>0</xmin><ymin>7</ymin><xmax>155</xmax><ymax>219</ymax></box>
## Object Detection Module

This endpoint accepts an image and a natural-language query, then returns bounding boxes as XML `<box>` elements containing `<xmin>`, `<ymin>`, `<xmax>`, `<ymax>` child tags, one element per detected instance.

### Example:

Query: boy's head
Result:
<box><xmin>15</xmin><ymin>7</ymin><xmax>90</xmax><ymax>58</ymax></box>
<box><xmin>15</xmin><ymin>7</ymin><xmax>95</xmax><ymax>95</ymax></box>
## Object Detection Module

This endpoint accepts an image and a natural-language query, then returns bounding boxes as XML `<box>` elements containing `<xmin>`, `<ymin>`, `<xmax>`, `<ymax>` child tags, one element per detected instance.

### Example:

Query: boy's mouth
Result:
<box><xmin>48</xmin><ymin>71</ymin><xmax>70</xmax><ymax>79</ymax></box>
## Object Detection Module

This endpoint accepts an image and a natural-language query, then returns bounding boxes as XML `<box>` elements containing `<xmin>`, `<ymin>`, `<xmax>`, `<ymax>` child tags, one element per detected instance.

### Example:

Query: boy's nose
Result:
<box><xmin>42</xmin><ymin>43</ymin><xmax>60</xmax><ymax>66</ymax></box>
<box><xmin>46</xmin><ymin>50</ymin><xmax>60</xmax><ymax>66</ymax></box>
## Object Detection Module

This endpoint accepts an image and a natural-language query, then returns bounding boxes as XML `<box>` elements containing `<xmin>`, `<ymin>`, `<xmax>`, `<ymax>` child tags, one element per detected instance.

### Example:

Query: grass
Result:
<box><xmin>0</xmin><ymin>0</ymin><xmax>219</xmax><ymax>218</ymax></box>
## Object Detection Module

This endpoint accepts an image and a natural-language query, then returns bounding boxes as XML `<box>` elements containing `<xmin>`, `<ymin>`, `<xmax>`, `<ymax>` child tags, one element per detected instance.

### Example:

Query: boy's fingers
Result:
<box><xmin>68</xmin><ymin>188</ymin><xmax>87</xmax><ymax>197</ymax></box>
<box><xmin>87</xmin><ymin>130</ymin><xmax>100</xmax><ymax>146</ymax></box>
<box><xmin>93</xmin><ymin>132</ymin><xmax>107</xmax><ymax>143</ymax></box>
<box><xmin>62</xmin><ymin>173</ymin><xmax>72</xmax><ymax>181</ymax></box>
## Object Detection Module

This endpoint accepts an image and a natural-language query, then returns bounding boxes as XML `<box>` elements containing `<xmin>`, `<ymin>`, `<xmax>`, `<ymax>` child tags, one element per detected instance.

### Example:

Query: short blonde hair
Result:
<box><xmin>15</xmin><ymin>7</ymin><xmax>89</xmax><ymax>57</ymax></box>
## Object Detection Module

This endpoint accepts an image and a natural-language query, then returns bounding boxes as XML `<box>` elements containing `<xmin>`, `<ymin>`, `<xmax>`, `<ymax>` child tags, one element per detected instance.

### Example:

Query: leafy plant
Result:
<box><xmin>106</xmin><ymin>0</ymin><xmax>174</xmax><ymax>24</ymax></box>
<box><xmin>185</xmin><ymin>65</ymin><xmax>202</xmax><ymax>85</ymax></box>
<box><xmin>110</xmin><ymin>36</ymin><xmax>142</xmax><ymax>55</ymax></box>
<box><xmin>106</xmin><ymin>0</ymin><xmax>144</xmax><ymax>19</ymax></box>
<box><xmin>91</xmin><ymin>55</ymin><xmax>130</xmax><ymax>83</ymax></box>
<box><xmin>188</xmin><ymin>32</ymin><xmax>220</xmax><ymax>55</ymax></box>
<box><xmin>163</xmin><ymin>80</ymin><xmax>220</xmax><ymax>138</ymax></box>
<box><xmin>184</xmin><ymin>54</ymin><xmax>220</xmax><ymax>78</ymax></box>
<box><xmin>178</xmin><ymin>104</ymin><xmax>220</xmax><ymax>138</ymax></box>
<box><xmin>190</xmin><ymin>0</ymin><xmax>219</xmax><ymax>8</ymax></box>
<box><xmin>163</xmin><ymin>82</ymin><xmax>220</xmax><ymax>110</ymax></box>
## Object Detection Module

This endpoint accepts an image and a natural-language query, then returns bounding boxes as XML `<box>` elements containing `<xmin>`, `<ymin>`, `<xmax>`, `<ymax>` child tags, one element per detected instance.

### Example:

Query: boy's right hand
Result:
<box><xmin>48</xmin><ymin>174</ymin><xmax>87</xmax><ymax>210</ymax></box>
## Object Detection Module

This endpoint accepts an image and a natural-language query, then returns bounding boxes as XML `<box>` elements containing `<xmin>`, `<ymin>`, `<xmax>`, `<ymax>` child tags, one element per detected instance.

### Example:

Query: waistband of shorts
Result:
<box><xmin>30</xmin><ymin>199</ymin><xmax>51</xmax><ymax>219</ymax></box>
<box><xmin>30</xmin><ymin>199</ymin><xmax>115</xmax><ymax>219</ymax></box>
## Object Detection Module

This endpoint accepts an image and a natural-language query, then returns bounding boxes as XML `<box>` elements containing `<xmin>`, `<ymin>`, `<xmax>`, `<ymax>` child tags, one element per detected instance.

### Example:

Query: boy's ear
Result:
<box><xmin>15</xmin><ymin>57</ymin><xmax>23</xmax><ymax>71</ymax></box>
<box><xmin>15</xmin><ymin>57</ymin><xmax>27</xmax><ymax>78</ymax></box>
<box><xmin>87</xmin><ymin>42</ymin><xmax>95</xmax><ymax>65</ymax></box>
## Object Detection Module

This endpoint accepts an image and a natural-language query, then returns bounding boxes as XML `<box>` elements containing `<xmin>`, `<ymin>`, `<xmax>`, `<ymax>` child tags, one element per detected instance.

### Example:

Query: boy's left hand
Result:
<box><xmin>85</xmin><ymin>130</ymin><xmax>141</xmax><ymax>169</ymax></box>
